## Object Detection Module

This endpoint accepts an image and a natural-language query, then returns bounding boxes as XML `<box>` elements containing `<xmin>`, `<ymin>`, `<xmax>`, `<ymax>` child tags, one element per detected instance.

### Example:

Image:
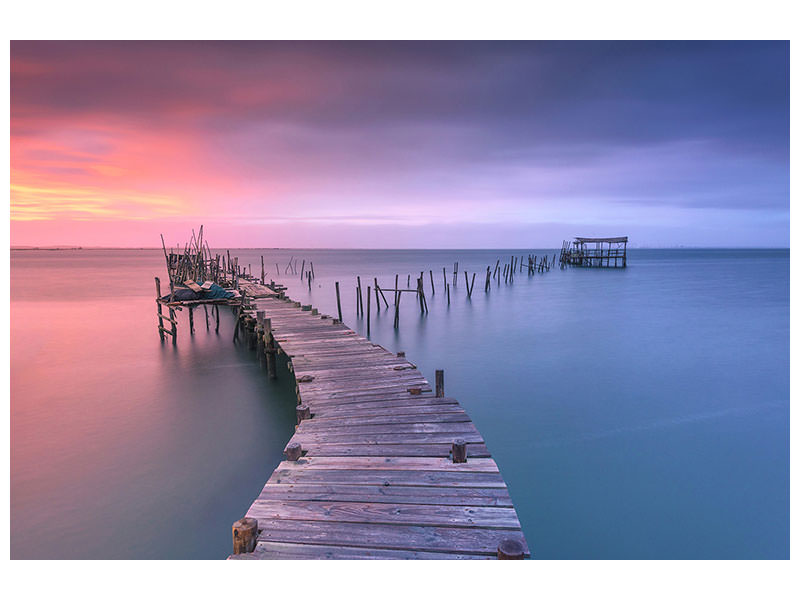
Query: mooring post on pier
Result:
<box><xmin>285</xmin><ymin>442</ymin><xmax>302</xmax><ymax>461</ymax></box>
<box><xmin>296</xmin><ymin>404</ymin><xmax>311</xmax><ymax>425</ymax></box>
<box><xmin>435</xmin><ymin>369</ymin><xmax>444</xmax><ymax>397</ymax></box>
<box><xmin>497</xmin><ymin>538</ymin><xmax>525</xmax><ymax>560</ymax></box>
<box><xmin>232</xmin><ymin>517</ymin><xmax>258</xmax><ymax>555</ymax></box>
<box><xmin>452</xmin><ymin>439</ymin><xmax>467</xmax><ymax>463</ymax></box>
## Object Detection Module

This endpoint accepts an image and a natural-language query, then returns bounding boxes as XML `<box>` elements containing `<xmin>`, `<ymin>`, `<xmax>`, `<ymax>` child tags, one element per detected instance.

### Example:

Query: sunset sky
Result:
<box><xmin>10</xmin><ymin>41</ymin><xmax>789</xmax><ymax>248</ymax></box>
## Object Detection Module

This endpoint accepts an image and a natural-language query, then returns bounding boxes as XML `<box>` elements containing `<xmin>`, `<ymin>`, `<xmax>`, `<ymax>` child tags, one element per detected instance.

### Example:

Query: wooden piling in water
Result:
<box><xmin>335</xmin><ymin>281</ymin><xmax>343</xmax><ymax>322</ymax></box>
<box><xmin>367</xmin><ymin>285</ymin><xmax>371</xmax><ymax>337</ymax></box>
<box><xmin>429</xmin><ymin>270</ymin><xmax>435</xmax><ymax>294</ymax></box>
<box><xmin>264</xmin><ymin>317</ymin><xmax>276</xmax><ymax>379</ymax></box>
<box><xmin>356</xmin><ymin>276</ymin><xmax>364</xmax><ymax>316</ymax></box>
<box><xmin>155</xmin><ymin>277</ymin><xmax>165</xmax><ymax>341</ymax></box>
<box><xmin>435</xmin><ymin>369</ymin><xmax>444</xmax><ymax>397</ymax></box>
<box><xmin>375</xmin><ymin>279</ymin><xmax>389</xmax><ymax>309</ymax></box>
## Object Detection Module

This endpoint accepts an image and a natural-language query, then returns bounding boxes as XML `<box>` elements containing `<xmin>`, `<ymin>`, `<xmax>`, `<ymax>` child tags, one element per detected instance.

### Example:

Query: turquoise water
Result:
<box><xmin>10</xmin><ymin>248</ymin><xmax>789</xmax><ymax>559</ymax></box>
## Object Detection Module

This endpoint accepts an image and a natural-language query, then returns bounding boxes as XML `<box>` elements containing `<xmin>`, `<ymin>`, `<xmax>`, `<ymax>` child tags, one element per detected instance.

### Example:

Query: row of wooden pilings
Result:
<box><xmin>332</xmin><ymin>253</ymin><xmax>557</xmax><ymax>332</ymax></box>
<box><xmin>228</xmin><ymin>291</ymin><xmax>525</xmax><ymax>560</ymax></box>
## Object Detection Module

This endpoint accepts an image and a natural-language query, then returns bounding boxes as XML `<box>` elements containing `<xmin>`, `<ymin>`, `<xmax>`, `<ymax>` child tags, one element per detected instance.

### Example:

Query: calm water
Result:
<box><xmin>10</xmin><ymin>248</ymin><xmax>789</xmax><ymax>559</ymax></box>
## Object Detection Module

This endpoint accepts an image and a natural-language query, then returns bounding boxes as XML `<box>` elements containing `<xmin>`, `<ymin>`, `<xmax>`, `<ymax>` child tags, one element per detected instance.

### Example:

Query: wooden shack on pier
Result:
<box><xmin>560</xmin><ymin>236</ymin><xmax>628</xmax><ymax>268</ymax></box>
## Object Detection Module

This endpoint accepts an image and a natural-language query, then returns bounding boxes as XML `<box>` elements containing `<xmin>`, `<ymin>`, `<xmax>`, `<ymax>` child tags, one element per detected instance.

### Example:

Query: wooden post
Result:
<box><xmin>394</xmin><ymin>291</ymin><xmax>401</xmax><ymax>329</ymax></box>
<box><xmin>356</xmin><ymin>276</ymin><xmax>364</xmax><ymax>316</ymax></box>
<box><xmin>296</xmin><ymin>404</ymin><xmax>311</xmax><ymax>425</ymax></box>
<box><xmin>261</xmin><ymin>255</ymin><xmax>265</xmax><ymax>284</ymax></box>
<box><xmin>435</xmin><ymin>370</ymin><xmax>444</xmax><ymax>397</ymax></box>
<box><xmin>394</xmin><ymin>275</ymin><xmax>399</xmax><ymax>306</ymax></box>
<box><xmin>310</xmin><ymin>262</ymin><xmax>315</xmax><ymax>279</ymax></box>
<box><xmin>446</xmin><ymin>283</ymin><xmax>450</xmax><ymax>305</ymax></box>
<box><xmin>285</xmin><ymin>442</ymin><xmax>302</xmax><ymax>461</ymax></box>
<box><xmin>155</xmin><ymin>277</ymin><xmax>165</xmax><ymax>341</ymax></box>
<box><xmin>367</xmin><ymin>285</ymin><xmax>371</xmax><ymax>337</ymax></box>
<box><xmin>452</xmin><ymin>439</ymin><xmax>467</xmax><ymax>463</ymax></box>
<box><xmin>265</xmin><ymin>318</ymin><xmax>276</xmax><ymax>379</ymax></box>
<box><xmin>429</xmin><ymin>270</ymin><xmax>435</xmax><ymax>294</ymax></box>
<box><xmin>300</xmin><ymin>259</ymin><xmax>305</xmax><ymax>280</ymax></box>
<box><xmin>169</xmin><ymin>307</ymin><xmax>177</xmax><ymax>344</ymax></box>
<box><xmin>232</xmin><ymin>517</ymin><xmax>258</xmax><ymax>554</ymax></box>
<box><xmin>188</xmin><ymin>306</ymin><xmax>195</xmax><ymax>334</ymax></box>
<box><xmin>335</xmin><ymin>281</ymin><xmax>343</xmax><ymax>322</ymax></box>
<box><xmin>497</xmin><ymin>539</ymin><xmax>525</xmax><ymax>560</ymax></box>
<box><xmin>203</xmin><ymin>304</ymin><xmax>209</xmax><ymax>330</ymax></box>
<box><xmin>442</xmin><ymin>266</ymin><xmax>447</xmax><ymax>289</ymax></box>
<box><xmin>214</xmin><ymin>304</ymin><xmax>219</xmax><ymax>333</ymax></box>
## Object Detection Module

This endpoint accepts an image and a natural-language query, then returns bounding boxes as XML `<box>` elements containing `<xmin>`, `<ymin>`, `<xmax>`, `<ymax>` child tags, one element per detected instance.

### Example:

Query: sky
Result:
<box><xmin>10</xmin><ymin>41</ymin><xmax>789</xmax><ymax>248</ymax></box>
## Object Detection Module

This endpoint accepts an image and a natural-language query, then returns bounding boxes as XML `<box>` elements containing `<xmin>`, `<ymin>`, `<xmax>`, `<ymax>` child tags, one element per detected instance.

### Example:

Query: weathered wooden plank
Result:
<box><xmin>267</xmin><ymin>468</ymin><xmax>506</xmax><ymax>488</ymax></box>
<box><xmin>257</xmin><ymin>483</ymin><xmax>512</xmax><ymax>506</ymax></box>
<box><xmin>250</xmin><ymin>519</ymin><xmax>529</xmax><ymax>556</ymax></box>
<box><xmin>298</xmin><ymin>442</ymin><xmax>491</xmax><ymax>458</ymax></box>
<box><xmin>290</xmin><ymin>431</ymin><xmax>484</xmax><ymax>445</ymax></box>
<box><xmin>276</xmin><ymin>457</ymin><xmax>498</xmax><ymax>472</ymax></box>
<box><xmin>294</xmin><ymin>422</ymin><xmax>479</xmax><ymax>436</ymax></box>
<box><xmin>300</xmin><ymin>412</ymin><xmax>471</xmax><ymax>428</ymax></box>
<box><xmin>230</xmin><ymin>541</ymin><xmax>487</xmax><ymax>560</ymax></box>
<box><xmin>248</xmin><ymin>500</ymin><xmax>521</xmax><ymax>529</ymax></box>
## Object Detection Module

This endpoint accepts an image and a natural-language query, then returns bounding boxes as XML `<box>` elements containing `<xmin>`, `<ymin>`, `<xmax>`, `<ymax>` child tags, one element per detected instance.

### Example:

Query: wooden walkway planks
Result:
<box><xmin>228</xmin><ymin>283</ymin><xmax>529</xmax><ymax>559</ymax></box>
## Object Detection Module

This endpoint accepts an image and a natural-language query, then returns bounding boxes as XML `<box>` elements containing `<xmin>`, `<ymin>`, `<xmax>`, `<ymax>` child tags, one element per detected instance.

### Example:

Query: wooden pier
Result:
<box><xmin>227</xmin><ymin>280</ymin><xmax>529</xmax><ymax>560</ymax></box>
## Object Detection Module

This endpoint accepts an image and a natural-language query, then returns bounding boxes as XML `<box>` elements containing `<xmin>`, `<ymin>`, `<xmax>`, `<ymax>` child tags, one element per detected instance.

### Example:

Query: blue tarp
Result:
<box><xmin>160</xmin><ymin>281</ymin><xmax>235</xmax><ymax>302</ymax></box>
